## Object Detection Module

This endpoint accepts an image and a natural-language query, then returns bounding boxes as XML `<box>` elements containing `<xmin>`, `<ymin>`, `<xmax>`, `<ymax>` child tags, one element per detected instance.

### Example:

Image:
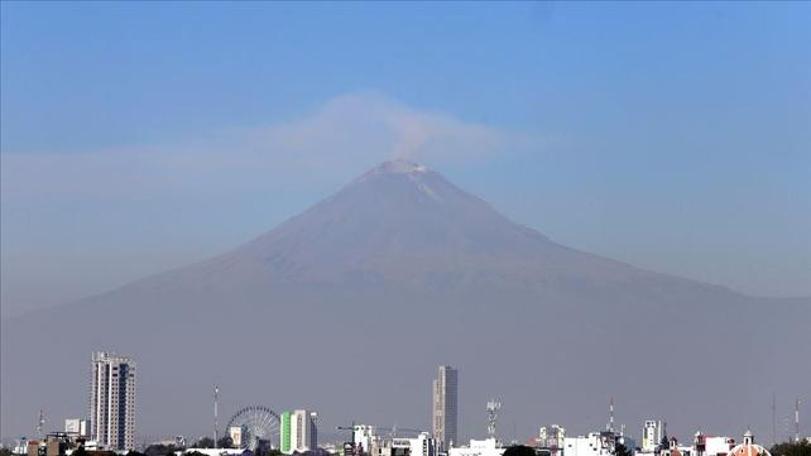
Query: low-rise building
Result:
<box><xmin>693</xmin><ymin>432</ymin><xmax>734</xmax><ymax>456</ymax></box>
<box><xmin>352</xmin><ymin>425</ymin><xmax>380</xmax><ymax>455</ymax></box>
<box><xmin>64</xmin><ymin>420</ymin><xmax>90</xmax><ymax>439</ymax></box>
<box><xmin>658</xmin><ymin>437</ymin><xmax>688</xmax><ymax>456</ymax></box>
<box><xmin>642</xmin><ymin>422</ymin><xmax>667</xmax><ymax>453</ymax></box>
<box><xmin>564</xmin><ymin>432</ymin><xmax>616</xmax><ymax>456</ymax></box>
<box><xmin>179</xmin><ymin>449</ymin><xmax>251</xmax><ymax>456</ymax></box>
<box><xmin>390</xmin><ymin>433</ymin><xmax>436</xmax><ymax>456</ymax></box>
<box><xmin>538</xmin><ymin>425</ymin><xmax>566</xmax><ymax>456</ymax></box>
<box><xmin>448</xmin><ymin>438</ymin><xmax>505</xmax><ymax>456</ymax></box>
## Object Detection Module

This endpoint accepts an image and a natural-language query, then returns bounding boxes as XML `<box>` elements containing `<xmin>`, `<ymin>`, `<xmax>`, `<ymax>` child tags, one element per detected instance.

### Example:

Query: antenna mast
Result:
<box><xmin>486</xmin><ymin>399</ymin><xmax>502</xmax><ymax>440</ymax></box>
<box><xmin>36</xmin><ymin>409</ymin><xmax>45</xmax><ymax>439</ymax></box>
<box><xmin>607</xmin><ymin>398</ymin><xmax>615</xmax><ymax>433</ymax></box>
<box><xmin>214</xmin><ymin>385</ymin><xmax>219</xmax><ymax>448</ymax></box>
<box><xmin>795</xmin><ymin>398</ymin><xmax>801</xmax><ymax>443</ymax></box>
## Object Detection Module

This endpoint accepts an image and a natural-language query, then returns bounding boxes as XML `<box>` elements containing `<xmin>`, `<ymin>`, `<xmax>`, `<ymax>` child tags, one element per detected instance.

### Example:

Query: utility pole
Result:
<box><xmin>772</xmin><ymin>393</ymin><xmax>776</xmax><ymax>446</ymax></box>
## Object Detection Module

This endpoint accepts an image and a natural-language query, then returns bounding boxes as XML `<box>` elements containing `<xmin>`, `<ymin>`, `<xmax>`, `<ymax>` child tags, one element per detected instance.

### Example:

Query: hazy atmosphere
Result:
<box><xmin>3</xmin><ymin>2</ymin><xmax>809</xmax><ymax>318</ymax></box>
<box><xmin>1</xmin><ymin>1</ymin><xmax>810</xmax><ymax>453</ymax></box>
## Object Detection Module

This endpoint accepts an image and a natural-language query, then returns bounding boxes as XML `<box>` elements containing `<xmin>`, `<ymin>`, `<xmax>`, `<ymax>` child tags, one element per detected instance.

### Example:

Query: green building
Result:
<box><xmin>280</xmin><ymin>410</ymin><xmax>292</xmax><ymax>454</ymax></box>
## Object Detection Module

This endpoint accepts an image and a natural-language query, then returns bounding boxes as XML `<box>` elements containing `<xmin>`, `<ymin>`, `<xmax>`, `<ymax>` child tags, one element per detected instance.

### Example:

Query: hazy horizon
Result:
<box><xmin>2</xmin><ymin>152</ymin><xmax>809</xmax><ymax>444</ymax></box>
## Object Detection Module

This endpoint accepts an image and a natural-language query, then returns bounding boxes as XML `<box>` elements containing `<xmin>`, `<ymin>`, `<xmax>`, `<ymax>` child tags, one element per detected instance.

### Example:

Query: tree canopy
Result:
<box><xmin>217</xmin><ymin>437</ymin><xmax>233</xmax><ymax>449</ymax></box>
<box><xmin>192</xmin><ymin>438</ymin><xmax>215</xmax><ymax>449</ymax></box>
<box><xmin>615</xmin><ymin>442</ymin><xmax>633</xmax><ymax>456</ymax></box>
<box><xmin>503</xmin><ymin>445</ymin><xmax>537</xmax><ymax>456</ymax></box>
<box><xmin>770</xmin><ymin>441</ymin><xmax>811</xmax><ymax>456</ymax></box>
<box><xmin>144</xmin><ymin>444</ymin><xmax>180</xmax><ymax>456</ymax></box>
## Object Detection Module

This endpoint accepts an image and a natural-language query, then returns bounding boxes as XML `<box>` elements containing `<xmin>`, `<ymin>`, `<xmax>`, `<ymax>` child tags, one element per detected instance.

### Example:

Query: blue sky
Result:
<box><xmin>2</xmin><ymin>2</ymin><xmax>809</xmax><ymax>316</ymax></box>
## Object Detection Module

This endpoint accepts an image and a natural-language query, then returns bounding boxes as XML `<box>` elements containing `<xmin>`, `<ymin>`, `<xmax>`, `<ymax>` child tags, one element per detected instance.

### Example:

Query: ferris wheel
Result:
<box><xmin>225</xmin><ymin>405</ymin><xmax>280</xmax><ymax>451</ymax></box>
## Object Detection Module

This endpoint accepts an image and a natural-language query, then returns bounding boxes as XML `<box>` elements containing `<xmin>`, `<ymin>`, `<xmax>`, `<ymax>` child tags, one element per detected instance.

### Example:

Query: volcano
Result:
<box><xmin>1</xmin><ymin>160</ymin><xmax>808</xmax><ymax>442</ymax></box>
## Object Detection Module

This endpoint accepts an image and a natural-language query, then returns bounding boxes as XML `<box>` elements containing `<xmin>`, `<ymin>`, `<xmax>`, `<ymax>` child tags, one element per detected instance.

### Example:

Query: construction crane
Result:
<box><xmin>336</xmin><ymin>424</ymin><xmax>424</xmax><ymax>438</ymax></box>
<box><xmin>336</xmin><ymin>423</ymin><xmax>358</xmax><ymax>437</ymax></box>
<box><xmin>387</xmin><ymin>425</ymin><xmax>424</xmax><ymax>438</ymax></box>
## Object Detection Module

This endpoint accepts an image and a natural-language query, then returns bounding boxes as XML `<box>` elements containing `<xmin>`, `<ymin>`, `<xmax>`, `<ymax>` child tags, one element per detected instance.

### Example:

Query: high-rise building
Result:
<box><xmin>89</xmin><ymin>352</ymin><xmax>136</xmax><ymax>450</ymax></box>
<box><xmin>280</xmin><ymin>411</ymin><xmax>292</xmax><ymax>454</ymax></box>
<box><xmin>280</xmin><ymin>410</ymin><xmax>317</xmax><ymax>454</ymax></box>
<box><xmin>432</xmin><ymin>365</ymin><xmax>458</xmax><ymax>449</ymax></box>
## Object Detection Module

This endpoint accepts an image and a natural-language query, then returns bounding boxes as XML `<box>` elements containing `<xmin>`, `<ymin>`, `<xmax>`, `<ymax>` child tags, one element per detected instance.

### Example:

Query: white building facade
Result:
<box><xmin>353</xmin><ymin>425</ymin><xmax>380</xmax><ymax>454</ymax></box>
<box><xmin>642</xmin><ymin>421</ymin><xmax>667</xmax><ymax>453</ymax></box>
<box><xmin>449</xmin><ymin>438</ymin><xmax>504</xmax><ymax>456</ymax></box>
<box><xmin>89</xmin><ymin>351</ymin><xmax>136</xmax><ymax>450</ymax></box>
<box><xmin>289</xmin><ymin>410</ymin><xmax>317</xmax><ymax>453</ymax></box>
<box><xmin>693</xmin><ymin>432</ymin><xmax>735</xmax><ymax>456</ymax></box>
<box><xmin>563</xmin><ymin>433</ymin><xmax>616</xmax><ymax>456</ymax></box>
<box><xmin>539</xmin><ymin>425</ymin><xmax>567</xmax><ymax>455</ymax></box>
<box><xmin>65</xmin><ymin>419</ymin><xmax>90</xmax><ymax>438</ymax></box>
<box><xmin>390</xmin><ymin>433</ymin><xmax>436</xmax><ymax>456</ymax></box>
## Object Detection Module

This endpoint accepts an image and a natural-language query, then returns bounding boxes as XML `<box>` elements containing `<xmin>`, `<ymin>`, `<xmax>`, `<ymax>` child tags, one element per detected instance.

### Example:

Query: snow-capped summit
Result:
<box><xmin>376</xmin><ymin>158</ymin><xmax>428</xmax><ymax>174</ymax></box>
<box><xmin>356</xmin><ymin>159</ymin><xmax>430</xmax><ymax>183</ymax></box>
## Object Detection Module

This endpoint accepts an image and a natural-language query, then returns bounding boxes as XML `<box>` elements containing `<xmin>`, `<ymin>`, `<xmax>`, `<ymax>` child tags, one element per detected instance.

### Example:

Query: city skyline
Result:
<box><xmin>1</xmin><ymin>2</ymin><xmax>809</xmax><ymax>455</ymax></box>
<box><xmin>6</xmin><ymin>355</ymin><xmax>806</xmax><ymax>452</ymax></box>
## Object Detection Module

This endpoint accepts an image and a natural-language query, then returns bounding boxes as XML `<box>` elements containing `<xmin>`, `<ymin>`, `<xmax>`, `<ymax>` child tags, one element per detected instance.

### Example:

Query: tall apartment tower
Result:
<box><xmin>280</xmin><ymin>410</ymin><xmax>317</xmax><ymax>454</ymax></box>
<box><xmin>89</xmin><ymin>352</ymin><xmax>136</xmax><ymax>450</ymax></box>
<box><xmin>432</xmin><ymin>365</ymin><xmax>458</xmax><ymax>449</ymax></box>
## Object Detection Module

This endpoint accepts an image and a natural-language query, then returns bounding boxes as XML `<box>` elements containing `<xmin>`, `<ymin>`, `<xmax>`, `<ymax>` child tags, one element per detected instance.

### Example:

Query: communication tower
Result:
<box><xmin>36</xmin><ymin>410</ymin><xmax>45</xmax><ymax>439</ymax></box>
<box><xmin>486</xmin><ymin>399</ymin><xmax>501</xmax><ymax>439</ymax></box>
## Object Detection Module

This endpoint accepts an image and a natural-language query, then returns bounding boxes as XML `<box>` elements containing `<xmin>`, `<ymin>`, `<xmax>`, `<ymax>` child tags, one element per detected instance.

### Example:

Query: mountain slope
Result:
<box><xmin>1</xmin><ymin>160</ymin><xmax>808</xmax><ymax>444</ymax></box>
<box><xmin>142</xmin><ymin>160</ymin><xmax>725</xmax><ymax>296</ymax></box>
